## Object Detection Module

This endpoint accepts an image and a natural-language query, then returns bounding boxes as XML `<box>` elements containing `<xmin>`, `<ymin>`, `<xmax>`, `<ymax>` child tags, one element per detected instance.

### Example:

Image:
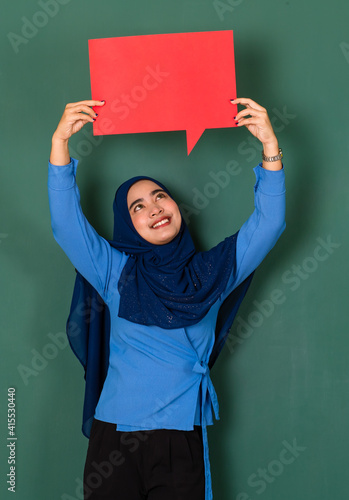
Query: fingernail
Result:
<box><xmin>234</xmin><ymin>116</ymin><xmax>237</xmax><ymax>119</ymax></box>
<box><xmin>230</xmin><ymin>99</ymin><xmax>236</xmax><ymax>102</ymax></box>
<box><xmin>93</xmin><ymin>119</ymin><xmax>96</xmax><ymax>122</ymax></box>
<box><xmin>95</xmin><ymin>113</ymin><xmax>98</xmax><ymax>117</ymax></box>
<box><xmin>101</xmin><ymin>100</ymin><xmax>105</xmax><ymax>103</ymax></box>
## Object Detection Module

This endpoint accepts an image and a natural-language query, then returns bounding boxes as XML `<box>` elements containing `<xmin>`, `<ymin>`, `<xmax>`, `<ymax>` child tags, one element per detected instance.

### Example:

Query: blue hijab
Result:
<box><xmin>66</xmin><ymin>175</ymin><xmax>254</xmax><ymax>437</ymax></box>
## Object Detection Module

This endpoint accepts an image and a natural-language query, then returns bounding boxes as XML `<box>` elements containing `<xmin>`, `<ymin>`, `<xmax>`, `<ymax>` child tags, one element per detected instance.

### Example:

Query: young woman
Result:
<box><xmin>48</xmin><ymin>98</ymin><xmax>285</xmax><ymax>500</ymax></box>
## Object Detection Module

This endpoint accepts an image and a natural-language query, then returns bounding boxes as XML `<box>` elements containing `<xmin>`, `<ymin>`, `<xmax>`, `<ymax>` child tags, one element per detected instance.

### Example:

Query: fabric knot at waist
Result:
<box><xmin>192</xmin><ymin>359</ymin><xmax>219</xmax><ymax>422</ymax></box>
<box><xmin>193</xmin><ymin>359</ymin><xmax>209</xmax><ymax>375</ymax></box>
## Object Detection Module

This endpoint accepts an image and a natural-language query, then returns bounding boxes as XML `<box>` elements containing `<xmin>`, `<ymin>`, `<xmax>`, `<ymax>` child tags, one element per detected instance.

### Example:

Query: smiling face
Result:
<box><xmin>127</xmin><ymin>179</ymin><xmax>182</xmax><ymax>245</ymax></box>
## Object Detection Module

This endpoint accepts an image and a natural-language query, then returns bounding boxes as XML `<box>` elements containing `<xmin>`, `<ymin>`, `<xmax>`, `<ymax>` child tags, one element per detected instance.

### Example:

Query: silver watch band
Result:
<box><xmin>262</xmin><ymin>148</ymin><xmax>283</xmax><ymax>162</ymax></box>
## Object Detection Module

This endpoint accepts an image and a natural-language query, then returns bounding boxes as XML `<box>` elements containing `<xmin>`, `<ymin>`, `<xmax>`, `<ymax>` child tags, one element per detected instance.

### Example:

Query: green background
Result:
<box><xmin>1</xmin><ymin>0</ymin><xmax>348</xmax><ymax>498</ymax></box>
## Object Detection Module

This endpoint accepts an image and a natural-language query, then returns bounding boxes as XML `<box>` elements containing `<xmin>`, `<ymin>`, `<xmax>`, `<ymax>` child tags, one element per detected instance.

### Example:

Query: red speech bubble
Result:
<box><xmin>88</xmin><ymin>30</ymin><xmax>237</xmax><ymax>155</ymax></box>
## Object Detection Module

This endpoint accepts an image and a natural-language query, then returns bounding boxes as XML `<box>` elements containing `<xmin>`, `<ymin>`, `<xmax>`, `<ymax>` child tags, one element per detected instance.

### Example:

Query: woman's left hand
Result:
<box><xmin>232</xmin><ymin>98</ymin><xmax>277</xmax><ymax>146</ymax></box>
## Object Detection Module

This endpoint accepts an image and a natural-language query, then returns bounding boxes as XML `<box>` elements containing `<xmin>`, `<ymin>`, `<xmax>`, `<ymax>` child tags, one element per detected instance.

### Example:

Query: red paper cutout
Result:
<box><xmin>88</xmin><ymin>30</ymin><xmax>237</xmax><ymax>155</ymax></box>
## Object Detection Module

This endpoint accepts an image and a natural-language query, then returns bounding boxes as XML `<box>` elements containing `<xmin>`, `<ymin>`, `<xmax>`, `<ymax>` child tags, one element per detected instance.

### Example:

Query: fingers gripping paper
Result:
<box><xmin>88</xmin><ymin>30</ymin><xmax>237</xmax><ymax>155</ymax></box>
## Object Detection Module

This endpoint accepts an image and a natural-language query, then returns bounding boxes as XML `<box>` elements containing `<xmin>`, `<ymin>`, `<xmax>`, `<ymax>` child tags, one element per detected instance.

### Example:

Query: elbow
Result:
<box><xmin>261</xmin><ymin>207</ymin><xmax>286</xmax><ymax>237</ymax></box>
<box><xmin>262</xmin><ymin>213</ymin><xmax>286</xmax><ymax>247</ymax></box>
<box><xmin>273</xmin><ymin>216</ymin><xmax>286</xmax><ymax>242</ymax></box>
<box><xmin>278</xmin><ymin>219</ymin><xmax>286</xmax><ymax>237</ymax></box>
<box><xmin>50</xmin><ymin>219</ymin><xmax>67</xmax><ymax>249</ymax></box>
<box><xmin>270</xmin><ymin>201</ymin><xmax>286</xmax><ymax>239</ymax></box>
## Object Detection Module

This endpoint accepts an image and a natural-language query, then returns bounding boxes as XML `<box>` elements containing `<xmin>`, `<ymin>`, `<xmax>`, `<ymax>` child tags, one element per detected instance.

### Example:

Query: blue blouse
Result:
<box><xmin>48</xmin><ymin>157</ymin><xmax>286</xmax><ymax>500</ymax></box>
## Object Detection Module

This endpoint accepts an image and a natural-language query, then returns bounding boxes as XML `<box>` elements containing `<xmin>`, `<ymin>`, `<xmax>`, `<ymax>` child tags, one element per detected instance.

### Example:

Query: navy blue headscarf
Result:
<box><xmin>112</xmin><ymin>175</ymin><xmax>245</xmax><ymax>328</ymax></box>
<box><xmin>66</xmin><ymin>175</ymin><xmax>254</xmax><ymax>437</ymax></box>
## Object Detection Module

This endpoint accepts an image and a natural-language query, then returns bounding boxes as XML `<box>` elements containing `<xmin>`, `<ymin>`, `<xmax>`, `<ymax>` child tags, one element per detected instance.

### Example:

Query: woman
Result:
<box><xmin>48</xmin><ymin>97</ymin><xmax>285</xmax><ymax>500</ymax></box>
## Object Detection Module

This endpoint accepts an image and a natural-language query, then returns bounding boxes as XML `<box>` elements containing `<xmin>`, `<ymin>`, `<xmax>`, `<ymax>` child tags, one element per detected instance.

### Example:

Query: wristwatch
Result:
<box><xmin>262</xmin><ymin>148</ymin><xmax>283</xmax><ymax>162</ymax></box>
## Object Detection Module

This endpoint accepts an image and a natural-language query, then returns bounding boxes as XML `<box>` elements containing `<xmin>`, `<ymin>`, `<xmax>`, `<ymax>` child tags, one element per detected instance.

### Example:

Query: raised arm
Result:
<box><xmin>224</xmin><ymin>98</ymin><xmax>286</xmax><ymax>293</ymax></box>
<box><xmin>48</xmin><ymin>100</ymin><xmax>128</xmax><ymax>300</ymax></box>
<box><xmin>233</xmin><ymin>163</ymin><xmax>286</xmax><ymax>288</ymax></box>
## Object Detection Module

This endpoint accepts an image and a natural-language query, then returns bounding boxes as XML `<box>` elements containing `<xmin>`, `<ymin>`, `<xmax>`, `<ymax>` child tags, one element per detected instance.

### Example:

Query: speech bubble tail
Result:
<box><xmin>186</xmin><ymin>128</ymin><xmax>205</xmax><ymax>155</ymax></box>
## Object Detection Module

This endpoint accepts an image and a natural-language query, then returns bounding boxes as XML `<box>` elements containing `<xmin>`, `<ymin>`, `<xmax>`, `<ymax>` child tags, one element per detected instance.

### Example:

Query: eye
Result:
<box><xmin>134</xmin><ymin>203</ymin><xmax>144</xmax><ymax>212</ymax></box>
<box><xmin>156</xmin><ymin>192</ymin><xmax>166</xmax><ymax>200</ymax></box>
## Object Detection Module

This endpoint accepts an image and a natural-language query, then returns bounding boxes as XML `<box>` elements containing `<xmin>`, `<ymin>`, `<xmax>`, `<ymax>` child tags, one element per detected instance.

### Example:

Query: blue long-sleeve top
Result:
<box><xmin>48</xmin><ymin>157</ymin><xmax>285</xmax><ymax>500</ymax></box>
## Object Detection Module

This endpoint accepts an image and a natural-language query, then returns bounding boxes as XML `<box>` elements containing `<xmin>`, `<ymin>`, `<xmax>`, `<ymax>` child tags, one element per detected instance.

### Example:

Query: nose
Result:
<box><xmin>150</xmin><ymin>203</ymin><xmax>163</xmax><ymax>217</ymax></box>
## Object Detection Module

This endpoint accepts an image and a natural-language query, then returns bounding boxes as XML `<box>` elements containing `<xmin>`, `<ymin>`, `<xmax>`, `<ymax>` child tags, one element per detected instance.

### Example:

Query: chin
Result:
<box><xmin>155</xmin><ymin>235</ymin><xmax>176</xmax><ymax>245</ymax></box>
<box><xmin>152</xmin><ymin>229</ymin><xmax>179</xmax><ymax>245</ymax></box>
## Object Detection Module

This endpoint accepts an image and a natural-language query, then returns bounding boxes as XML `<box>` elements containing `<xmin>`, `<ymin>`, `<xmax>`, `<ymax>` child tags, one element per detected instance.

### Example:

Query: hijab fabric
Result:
<box><xmin>112</xmin><ymin>175</ymin><xmax>239</xmax><ymax>328</ymax></box>
<box><xmin>66</xmin><ymin>175</ymin><xmax>254</xmax><ymax>437</ymax></box>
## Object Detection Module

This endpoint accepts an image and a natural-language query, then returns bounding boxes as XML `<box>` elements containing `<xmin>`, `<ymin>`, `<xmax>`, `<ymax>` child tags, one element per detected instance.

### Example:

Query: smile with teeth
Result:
<box><xmin>152</xmin><ymin>218</ymin><xmax>170</xmax><ymax>229</ymax></box>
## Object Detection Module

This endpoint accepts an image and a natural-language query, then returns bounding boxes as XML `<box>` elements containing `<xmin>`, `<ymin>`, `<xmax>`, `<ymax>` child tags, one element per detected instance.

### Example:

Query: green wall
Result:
<box><xmin>1</xmin><ymin>0</ymin><xmax>348</xmax><ymax>498</ymax></box>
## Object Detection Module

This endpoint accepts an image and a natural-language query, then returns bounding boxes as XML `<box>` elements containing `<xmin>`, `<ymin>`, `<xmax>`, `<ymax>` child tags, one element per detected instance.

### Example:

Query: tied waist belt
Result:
<box><xmin>192</xmin><ymin>360</ymin><xmax>220</xmax><ymax>500</ymax></box>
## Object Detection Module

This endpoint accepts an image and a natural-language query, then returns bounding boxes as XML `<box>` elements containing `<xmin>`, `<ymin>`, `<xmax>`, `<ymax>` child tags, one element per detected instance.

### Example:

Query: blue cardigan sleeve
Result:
<box><xmin>223</xmin><ymin>162</ymin><xmax>286</xmax><ymax>296</ymax></box>
<box><xmin>47</xmin><ymin>157</ymin><xmax>127</xmax><ymax>301</ymax></box>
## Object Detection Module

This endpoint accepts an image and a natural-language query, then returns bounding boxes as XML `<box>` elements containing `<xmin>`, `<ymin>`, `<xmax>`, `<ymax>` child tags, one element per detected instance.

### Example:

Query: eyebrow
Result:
<box><xmin>128</xmin><ymin>189</ymin><xmax>165</xmax><ymax>212</ymax></box>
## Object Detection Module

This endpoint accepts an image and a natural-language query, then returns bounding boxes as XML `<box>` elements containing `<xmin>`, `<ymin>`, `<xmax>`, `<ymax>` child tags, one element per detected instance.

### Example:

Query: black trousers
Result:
<box><xmin>83</xmin><ymin>418</ymin><xmax>205</xmax><ymax>500</ymax></box>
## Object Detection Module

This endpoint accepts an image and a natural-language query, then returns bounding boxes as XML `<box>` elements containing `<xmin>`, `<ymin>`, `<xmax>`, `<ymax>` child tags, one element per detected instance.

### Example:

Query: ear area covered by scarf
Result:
<box><xmin>109</xmin><ymin>175</ymin><xmax>243</xmax><ymax>328</ymax></box>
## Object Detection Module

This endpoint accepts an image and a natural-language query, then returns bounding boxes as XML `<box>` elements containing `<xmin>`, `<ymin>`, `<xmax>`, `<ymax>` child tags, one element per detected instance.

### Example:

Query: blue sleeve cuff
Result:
<box><xmin>253</xmin><ymin>162</ymin><xmax>286</xmax><ymax>196</ymax></box>
<box><xmin>48</xmin><ymin>157</ymin><xmax>79</xmax><ymax>190</ymax></box>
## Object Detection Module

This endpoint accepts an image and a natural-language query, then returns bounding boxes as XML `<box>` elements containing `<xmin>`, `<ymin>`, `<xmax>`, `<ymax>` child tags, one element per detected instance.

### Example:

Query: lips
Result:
<box><xmin>151</xmin><ymin>216</ymin><xmax>171</xmax><ymax>229</ymax></box>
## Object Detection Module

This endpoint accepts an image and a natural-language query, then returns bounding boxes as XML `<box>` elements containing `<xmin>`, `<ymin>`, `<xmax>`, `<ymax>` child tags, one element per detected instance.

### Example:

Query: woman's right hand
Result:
<box><xmin>52</xmin><ymin>100</ymin><xmax>105</xmax><ymax>141</ymax></box>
